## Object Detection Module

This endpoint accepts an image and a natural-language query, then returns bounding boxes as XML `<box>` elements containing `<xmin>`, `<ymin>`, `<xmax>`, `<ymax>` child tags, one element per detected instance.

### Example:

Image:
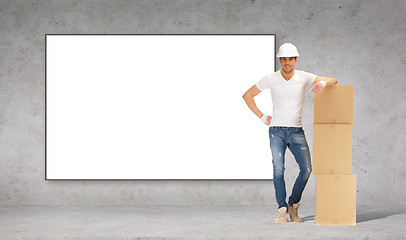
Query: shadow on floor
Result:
<box><xmin>356</xmin><ymin>206</ymin><xmax>406</xmax><ymax>223</ymax></box>
<box><xmin>299</xmin><ymin>205</ymin><xmax>406</xmax><ymax>223</ymax></box>
<box><xmin>301</xmin><ymin>215</ymin><xmax>315</xmax><ymax>222</ymax></box>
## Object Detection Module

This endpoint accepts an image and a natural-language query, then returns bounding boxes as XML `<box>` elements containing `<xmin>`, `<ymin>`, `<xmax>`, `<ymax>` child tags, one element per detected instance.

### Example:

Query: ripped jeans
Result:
<box><xmin>269</xmin><ymin>126</ymin><xmax>312</xmax><ymax>212</ymax></box>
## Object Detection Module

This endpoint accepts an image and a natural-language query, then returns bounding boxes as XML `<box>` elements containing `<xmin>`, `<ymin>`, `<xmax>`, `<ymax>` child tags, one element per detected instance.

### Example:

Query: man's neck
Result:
<box><xmin>281</xmin><ymin>69</ymin><xmax>295</xmax><ymax>81</ymax></box>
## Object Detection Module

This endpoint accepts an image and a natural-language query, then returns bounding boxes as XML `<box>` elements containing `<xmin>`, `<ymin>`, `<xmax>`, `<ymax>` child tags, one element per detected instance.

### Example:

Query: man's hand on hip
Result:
<box><xmin>310</xmin><ymin>80</ymin><xmax>326</xmax><ymax>94</ymax></box>
<box><xmin>260</xmin><ymin>114</ymin><xmax>272</xmax><ymax>125</ymax></box>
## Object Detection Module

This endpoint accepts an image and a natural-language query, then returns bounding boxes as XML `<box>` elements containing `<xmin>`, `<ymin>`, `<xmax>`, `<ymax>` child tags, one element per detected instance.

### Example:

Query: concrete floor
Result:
<box><xmin>0</xmin><ymin>204</ymin><xmax>405</xmax><ymax>240</ymax></box>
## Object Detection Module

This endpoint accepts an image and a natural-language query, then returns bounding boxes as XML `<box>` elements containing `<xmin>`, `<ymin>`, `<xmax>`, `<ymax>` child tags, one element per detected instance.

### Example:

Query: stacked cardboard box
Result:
<box><xmin>313</xmin><ymin>85</ymin><xmax>356</xmax><ymax>225</ymax></box>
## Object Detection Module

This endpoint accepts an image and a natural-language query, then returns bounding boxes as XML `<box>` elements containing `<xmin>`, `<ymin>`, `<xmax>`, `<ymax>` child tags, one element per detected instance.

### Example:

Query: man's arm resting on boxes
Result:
<box><xmin>311</xmin><ymin>76</ymin><xmax>337</xmax><ymax>93</ymax></box>
<box><xmin>314</xmin><ymin>76</ymin><xmax>338</xmax><ymax>86</ymax></box>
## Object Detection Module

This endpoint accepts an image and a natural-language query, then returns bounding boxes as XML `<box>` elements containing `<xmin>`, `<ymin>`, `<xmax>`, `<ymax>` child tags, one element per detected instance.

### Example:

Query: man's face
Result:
<box><xmin>279</xmin><ymin>57</ymin><xmax>297</xmax><ymax>73</ymax></box>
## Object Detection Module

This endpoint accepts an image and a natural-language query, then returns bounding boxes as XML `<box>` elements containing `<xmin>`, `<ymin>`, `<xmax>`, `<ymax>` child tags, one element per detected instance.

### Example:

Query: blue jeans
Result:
<box><xmin>269</xmin><ymin>126</ymin><xmax>312</xmax><ymax>212</ymax></box>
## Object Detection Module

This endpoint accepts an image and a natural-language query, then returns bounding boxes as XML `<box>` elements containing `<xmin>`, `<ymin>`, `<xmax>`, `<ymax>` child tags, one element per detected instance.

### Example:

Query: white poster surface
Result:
<box><xmin>46</xmin><ymin>34</ymin><xmax>275</xmax><ymax>180</ymax></box>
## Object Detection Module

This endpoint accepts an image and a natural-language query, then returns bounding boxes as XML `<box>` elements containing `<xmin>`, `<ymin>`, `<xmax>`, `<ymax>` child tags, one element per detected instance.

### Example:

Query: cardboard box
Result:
<box><xmin>315</xmin><ymin>174</ymin><xmax>356</xmax><ymax>225</ymax></box>
<box><xmin>312</xmin><ymin>124</ymin><xmax>352</xmax><ymax>174</ymax></box>
<box><xmin>314</xmin><ymin>85</ymin><xmax>354</xmax><ymax>124</ymax></box>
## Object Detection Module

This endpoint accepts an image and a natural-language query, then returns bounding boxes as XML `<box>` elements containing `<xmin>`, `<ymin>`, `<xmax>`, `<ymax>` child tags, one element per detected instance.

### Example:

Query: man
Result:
<box><xmin>242</xmin><ymin>43</ymin><xmax>337</xmax><ymax>224</ymax></box>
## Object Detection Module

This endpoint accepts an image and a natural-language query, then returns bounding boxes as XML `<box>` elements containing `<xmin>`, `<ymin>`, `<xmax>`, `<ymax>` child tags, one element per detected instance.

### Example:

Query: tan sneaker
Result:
<box><xmin>275</xmin><ymin>207</ymin><xmax>289</xmax><ymax>224</ymax></box>
<box><xmin>288</xmin><ymin>203</ymin><xmax>302</xmax><ymax>222</ymax></box>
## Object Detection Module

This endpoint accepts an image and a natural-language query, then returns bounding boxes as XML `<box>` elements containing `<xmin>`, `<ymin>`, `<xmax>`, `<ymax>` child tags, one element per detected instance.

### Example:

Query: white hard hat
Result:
<box><xmin>276</xmin><ymin>43</ymin><xmax>299</xmax><ymax>58</ymax></box>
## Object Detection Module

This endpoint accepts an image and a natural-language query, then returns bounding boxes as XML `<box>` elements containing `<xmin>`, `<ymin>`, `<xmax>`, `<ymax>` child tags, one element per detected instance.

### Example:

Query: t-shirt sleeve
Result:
<box><xmin>302</xmin><ymin>71</ymin><xmax>317</xmax><ymax>86</ymax></box>
<box><xmin>255</xmin><ymin>74</ymin><xmax>270</xmax><ymax>91</ymax></box>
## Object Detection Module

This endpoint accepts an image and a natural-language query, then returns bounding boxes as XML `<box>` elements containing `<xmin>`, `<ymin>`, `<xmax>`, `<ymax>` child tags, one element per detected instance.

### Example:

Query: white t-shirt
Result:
<box><xmin>255</xmin><ymin>70</ymin><xmax>317</xmax><ymax>127</ymax></box>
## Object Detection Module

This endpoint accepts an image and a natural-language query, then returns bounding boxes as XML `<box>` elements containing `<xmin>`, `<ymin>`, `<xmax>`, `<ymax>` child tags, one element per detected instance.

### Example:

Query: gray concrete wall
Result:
<box><xmin>0</xmin><ymin>0</ymin><xmax>405</xmax><ymax>206</ymax></box>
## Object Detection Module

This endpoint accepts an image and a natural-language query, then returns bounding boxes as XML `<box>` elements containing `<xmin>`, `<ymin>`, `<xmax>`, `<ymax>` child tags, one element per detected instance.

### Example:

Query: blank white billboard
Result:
<box><xmin>46</xmin><ymin>34</ymin><xmax>275</xmax><ymax>180</ymax></box>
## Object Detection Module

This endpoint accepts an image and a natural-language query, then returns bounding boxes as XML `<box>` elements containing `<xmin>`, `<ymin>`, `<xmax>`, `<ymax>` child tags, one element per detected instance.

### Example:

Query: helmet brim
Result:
<box><xmin>277</xmin><ymin>55</ymin><xmax>299</xmax><ymax>58</ymax></box>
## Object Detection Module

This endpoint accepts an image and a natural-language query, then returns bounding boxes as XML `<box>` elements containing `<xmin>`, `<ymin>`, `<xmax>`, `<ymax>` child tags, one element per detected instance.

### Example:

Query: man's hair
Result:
<box><xmin>279</xmin><ymin>57</ymin><xmax>297</xmax><ymax>60</ymax></box>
